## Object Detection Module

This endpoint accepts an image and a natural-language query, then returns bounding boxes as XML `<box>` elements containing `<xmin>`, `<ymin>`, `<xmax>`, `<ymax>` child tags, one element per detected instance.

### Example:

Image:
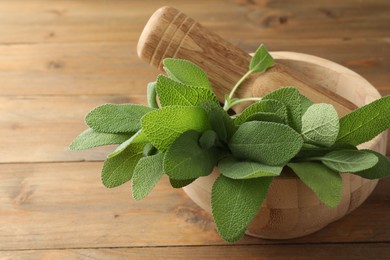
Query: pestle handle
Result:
<box><xmin>137</xmin><ymin>6</ymin><xmax>250</xmax><ymax>100</ymax></box>
<box><xmin>137</xmin><ymin>6</ymin><xmax>357</xmax><ymax>115</ymax></box>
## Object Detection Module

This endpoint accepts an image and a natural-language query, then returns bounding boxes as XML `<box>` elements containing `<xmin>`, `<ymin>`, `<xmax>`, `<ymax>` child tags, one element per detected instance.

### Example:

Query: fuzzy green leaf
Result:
<box><xmin>219</xmin><ymin>157</ymin><xmax>283</xmax><ymax>179</ymax></box>
<box><xmin>147</xmin><ymin>82</ymin><xmax>159</xmax><ymax>109</ymax></box>
<box><xmin>336</xmin><ymin>95</ymin><xmax>390</xmax><ymax>146</ymax></box>
<box><xmin>141</xmin><ymin>106</ymin><xmax>210</xmax><ymax>151</ymax></box>
<box><xmin>199</xmin><ymin>101</ymin><xmax>237</xmax><ymax>141</ymax></box>
<box><xmin>300</xmin><ymin>94</ymin><xmax>313</xmax><ymax>114</ymax></box>
<box><xmin>288</xmin><ymin>162</ymin><xmax>342</xmax><ymax>207</ymax></box>
<box><xmin>107</xmin><ymin>130</ymin><xmax>148</xmax><ymax>158</ymax></box>
<box><xmin>234</xmin><ymin>99</ymin><xmax>288</xmax><ymax>125</ymax></box>
<box><xmin>164</xmin><ymin>130</ymin><xmax>218</xmax><ymax>180</ymax></box>
<box><xmin>245</xmin><ymin>112</ymin><xmax>284</xmax><ymax>124</ymax></box>
<box><xmin>69</xmin><ymin>128</ymin><xmax>133</xmax><ymax>150</ymax></box>
<box><xmin>229</xmin><ymin>121</ymin><xmax>303</xmax><ymax>165</ymax></box>
<box><xmin>263</xmin><ymin>87</ymin><xmax>302</xmax><ymax>132</ymax></box>
<box><xmin>85</xmin><ymin>104</ymin><xmax>154</xmax><ymax>133</ymax></box>
<box><xmin>249</xmin><ymin>44</ymin><xmax>275</xmax><ymax>73</ymax></box>
<box><xmin>353</xmin><ymin>150</ymin><xmax>390</xmax><ymax>179</ymax></box>
<box><xmin>169</xmin><ymin>178</ymin><xmax>196</xmax><ymax>188</ymax></box>
<box><xmin>132</xmin><ymin>153</ymin><xmax>165</xmax><ymax>200</ymax></box>
<box><xmin>318</xmin><ymin>150</ymin><xmax>379</xmax><ymax>173</ymax></box>
<box><xmin>101</xmin><ymin>143</ymin><xmax>145</xmax><ymax>188</ymax></box>
<box><xmin>301</xmin><ymin>103</ymin><xmax>340</xmax><ymax>147</ymax></box>
<box><xmin>156</xmin><ymin>75</ymin><xmax>218</xmax><ymax>107</ymax></box>
<box><xmin>199</xmin><ymin>130</ymin><xmax>218</xmax><ymax>149</ymax></box>
<box><xmin>163</xmin><ymin>58</ymin><xmax>212</xmax><ymax>89</ymax></box>
<box><xmin>211</xmin><ymin>175</ymin><xmax>273</xmax><ymax>242</ymax></box>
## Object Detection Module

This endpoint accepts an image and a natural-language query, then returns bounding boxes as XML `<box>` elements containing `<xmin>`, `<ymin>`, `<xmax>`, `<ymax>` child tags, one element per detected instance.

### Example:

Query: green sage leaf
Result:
<box><xmin>141</xmin><ymin>106</ymin><xmax>211</xmax><ymax>151</ymax></box>
<box><xmin>211</xmin><ymin>175</ymin><xmax>273</xmax><ymax>242</ymax></box>
<box><xmin>132</xmin><ymin>153</ymin><xmax>165</xmax><ymax>200</ymax></box>
<box><xmin>263</xmin><ymin>87</ymin><xmax>302</xmax><ymax>132</ymax></box>
<box><xmin>85</xmin><ymin>104</ymin><xmax>154</xmax><ymax>133</ymax></box>
<box><xmin>156</xmin><ymin>75</ymin><xmax>218</xmax><ymax>107</ymax></box>
<box><xmin>353</xmin><ymin>150</ymin><xmax>390</xmax><ymax>179</ymax></box>
<box><xmin>163</xmin><ymin>58</ymin><xmax>212</xmax><ymax>89</ymax></box>
<box><xmin>101</xmin><ymin>143</ymin><xmax>144</xmax><ymax>188</ymax></box>
<box><xmin>219</xmin><ymin>157</ymin><xmax>283</xmax><ymax>179</ymax></box>
<box><xmin>336</xmin><ymin>95</ymin><xmax>390</xmax><ymax>146</ymax></box>
<box><xmin>147</xmin><ymin>82</ymin><xmax>159</xmax><ymax>109</ymax></box>
<box><xmin>288</xmin><ymin>162</ymin><xmax>342</xmax><ymax>207</ymax></box>
<box><xmin>69</xmin><ymin>128</ymin><xmax>133</xmax><ymax>150</ymax></box>
<box><xmin>300</xmin><ymin>94</ymin><xmax>313</xmax><ymax>114</ymax></box>
<box><xmin>249</xmin><ymin>44</ymin><xmax>275</xmax><ymax>73</ymax></box>
<box><xmin>318</xmin><ymin>150</ymin><xmax>379</xmax><ymax>173</ymax></box>
<box><xmin>301</xmin><ymin>103</ymin><xmax>340</xmax><ymax>147</ymax></box>
<box><xmin>199</xmin><ymin>101</ymin><xmax>237</xmax><ymax>141</ymax></box>
<box><xmin>169</xmin><ymin>178</ymin><xmax>196</xmax><ymax>188</ymax></box>
<box><xmin>199</xmin><ymin>130</ymin><xmax>218</xmax><ymax>149</ymax></box>
<box><xmin>234</xmin><ymin>99</ymin><xmax>288</xmax><ymax>125</ymax></box>
<box><xmin>229</xmin><ymin>121</ymin><xmax>303</xmax><ymax>165</ymax></box>
<box><xmin>164</xmin><ymin>130</ymin><xmax>218</xmax><ymax>180</ymax></box>
<box><xmin>107</xmin><ymin>130</ymin><xmax>148</xmax><ymax>158</ymax></box>
<box><xmin>245</xmin><ymin>112</ymin><xmax>284</xmax><ymax>124</ymax></box>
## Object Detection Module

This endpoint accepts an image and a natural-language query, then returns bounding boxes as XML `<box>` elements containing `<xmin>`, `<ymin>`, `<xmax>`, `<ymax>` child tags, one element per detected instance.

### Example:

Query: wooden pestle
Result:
<box><xmin>137</xmin><ymin>6</ymin><xmax>357</xmax><ymax>116</ymax></box>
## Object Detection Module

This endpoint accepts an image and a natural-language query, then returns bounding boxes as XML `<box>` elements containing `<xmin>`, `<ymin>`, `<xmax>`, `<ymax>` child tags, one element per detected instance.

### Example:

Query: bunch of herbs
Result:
<box><xmin>70</xmin><ymin>44</ymin><xmax>390</xmax><ymax>242</ymax></box>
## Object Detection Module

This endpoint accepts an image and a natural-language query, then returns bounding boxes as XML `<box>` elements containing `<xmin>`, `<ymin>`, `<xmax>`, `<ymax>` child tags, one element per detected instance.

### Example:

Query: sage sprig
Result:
<box><xmin>70</xmin><ymin>43</ymin><xmax>390</xmax><ymax>243</ymax></box>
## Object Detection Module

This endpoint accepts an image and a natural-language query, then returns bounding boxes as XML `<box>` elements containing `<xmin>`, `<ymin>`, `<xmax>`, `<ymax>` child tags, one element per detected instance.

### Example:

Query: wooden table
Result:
<box><xmin>0</xmin><ymin>0</ymin><xmax>389</xmax><ymax>259</ymax></box>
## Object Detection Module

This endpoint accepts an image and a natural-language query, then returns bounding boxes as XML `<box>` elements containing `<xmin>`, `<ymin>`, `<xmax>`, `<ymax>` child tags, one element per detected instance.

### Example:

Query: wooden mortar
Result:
<box><xmin>183</xmin><ymin>52</ymin><xmax>387</xmax><ymax>239</ymax></box>
<box><xmin>137</xmin><ymin>7</ymin><xmax>387</xmax><ymax>239</ymax></box>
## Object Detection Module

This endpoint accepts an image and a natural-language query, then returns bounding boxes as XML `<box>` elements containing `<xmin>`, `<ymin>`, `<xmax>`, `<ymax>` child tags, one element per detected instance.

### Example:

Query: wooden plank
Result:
<box><xmin>0</xmin><ymin>162</ymin><xmax>389</xmax><ymax>250</ymax></box>
<box><xmin>1</xmin><ymin>243</ymin><xmax>389</xmax><ymax>260</ymax></box>
<box><xmin>0</xmin><ymin>95</ymin><xmax>146</xmax><ymax>163</ymax></box>
<box><xmin>0</xmin><ymin>0</ymin><xmax>388</xmax><ymax>44</ymax></box>
<box><xmin>0</xmin><ymin>38</ymin><xmax>388</xmax><ymax>96</ymax></box>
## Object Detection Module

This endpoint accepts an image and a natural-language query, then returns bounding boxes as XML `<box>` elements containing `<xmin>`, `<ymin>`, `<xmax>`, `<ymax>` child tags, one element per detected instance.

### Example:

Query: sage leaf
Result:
<box><xmin>245</xmin><ymin>112</ymin><xmax>284</xmax><ymax>124</ymax></box>
<box><xmin>141</xmin><ymin>106</ymin><xmax>211</xmax><ymax>151</ymax></box>
<box><xmin>263</xmin><ymin>87</ymin><xmax>302</xmax><ymax>132</ymax></box>
<box><xmin>199</xmin><ymin>130</ymin><xmax>218</xmax><ymax>149</ymax></box>
<box><xmin>353</xmin><ymin>150</ymin><xmax>390</xmax><ymax>179</ymax></box>
<box><xmin>211</xmin><ymin>175</ymin><xmax>273</xmax><ymax>242</ymax></box>
<box><xmin>199</xmin><ymin>101</ymin><xmax>237</xmax><ymax>141</ymax></box>
<box><xmin>301</xmin><ymin>103</ymin><xmax>340</xmax><ymax>147</ymax></box>
<box><xmin>107</xmin><ymin>130</ymin><xmax>148</xmax><ymax>158</ymax></box>
<box><xmin>249</xmin><ymin>44</ymin><xmax>275</xmax><ymax>73</ymax></box>
<box><xmin>336</xmin><ymin>95</ymin><xmax>390</xmax><ymax>146</ymax></box>
<box><xmin>300</xmin><ymin>94</ymin><xmax>313</xmax><ymax>114</ymax></box>
<box><xmin>147</xmin><ymin>82</ymin><xmax>159</xmax><ymax>108</ymax></box>
<box><xmin>318</xmin><ymin>150</ymin><xmax>379</xmax><ymax>173</ymax></box>
<box><xmin>219</xmin><ymin>157</ymin><xmax>283</xmax><ymax>179</ymax></box>
<box><xmin>164</xmin><ymin>130</ymin><xmax>218</xmax><ymax>180</ymax></box>
<box><xmin>143</xmin><ymin>143</ymin><xmax>156</xmax><ymax>156</ymax></box>
<box><xmin>156</xmin><ymin>75</ymin><xmax>218</xmax><ymax>107</ymax></box>
<box><xmin>234</xmin><ymin>99</ymin><xmax>288</xmax><ymax>125</ymax></box>
<box><xmin>69</xmin><ymin>128</ymin><xmax>133</xmax><ymax>150</ymax></box>
<box><xmin>85</xmin><ymin>104</ymin><xmax>154</xmax><ymax>133</ymax></box>
<box><xmin>288</xmin><ymin>162</ymin><xmax>342</xmax><ymax>207</ymax></box>
<box><xmin>229</xmin><ymin>121</ymin><xmax>303</xmax><ymax>165</ymax></box>
<box><xmin>169</xmin><ymin>178</ymin><xmax>196</xmax><ymax>188</ymax></box>
<box><xmin>101</xmin><ymin>143</ymin><xmax>144</xmax><ymax>188</ymax></box>
<box><xmin>163</xmin><ymin>58</ymin><xmax>212</xmax><ymax>89</ymax></box>
<box><xmin>132</xmin><ymin>153</ymin><xmax>165</xmax><ymax>200</ymax></box>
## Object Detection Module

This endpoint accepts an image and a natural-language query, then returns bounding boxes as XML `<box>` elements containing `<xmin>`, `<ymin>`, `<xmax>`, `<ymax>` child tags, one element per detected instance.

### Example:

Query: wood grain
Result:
<box><xmin>1</xmin><ymin>243</ymin><xmax>389</xmax><ymax>260</ymax></box>
<box><xmin>0</xmin><ymin>0</ymin><xmax>388</xmax><ymax>44</ymax></box>
<box><xmin>0</xmin><ymin>95</ymin><xmax>146</xmax><ymax>163</ymax></box>
<box><xmin>0</xmin><ymin>39</ymin><xmax>388</xmax><ymax>96</ymax></box>
<box><xmin>0</xmin><ymin>0</ymin><xmax>389</xmax><ymax>258</ymax></box>
<box><xmin>0</xmin><ymin>162</ymin><xmax>389</xmax><ymax>250</ymax></box>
